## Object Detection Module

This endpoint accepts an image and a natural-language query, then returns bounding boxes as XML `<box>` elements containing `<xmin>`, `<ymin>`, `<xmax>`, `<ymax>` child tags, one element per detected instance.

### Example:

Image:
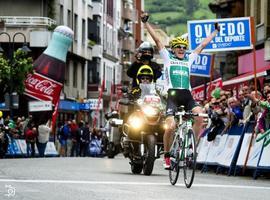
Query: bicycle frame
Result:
<box><xmin>169</xmin><ymin>110</ymin><xmax>193</xmax><ymax>161</ymax></box>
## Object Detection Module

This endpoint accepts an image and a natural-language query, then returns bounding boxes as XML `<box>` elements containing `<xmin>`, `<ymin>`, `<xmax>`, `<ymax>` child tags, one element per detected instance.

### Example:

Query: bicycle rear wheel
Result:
<box><xmin>169</xmin><ymin>134</ymin><xmax>181</xmax><ymax>185</ymax></box>
<box><xmin>183</xmin><ymin>129</ymin><xmax>196</xmax><ymax>188</ymax></box>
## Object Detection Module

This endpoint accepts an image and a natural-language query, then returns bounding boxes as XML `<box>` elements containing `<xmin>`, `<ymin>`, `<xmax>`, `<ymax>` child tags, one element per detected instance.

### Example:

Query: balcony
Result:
<box><xmin>92</xmin><ymin>1</ymin><xmax>103</xmax><ymax>16</ymax></box>
<box><xmin>0</xmin><ymin>16</ymin><xmax>56</xmax><ymax>28</ymax></box>
<box><xmin>122</xmin><ymin>37</ymin><xmax>135</xmax><ymax>51</ymax></box>
<box><xmin>92</xmin><ymin>44</ymin><xmax>103</xmax><ymax>58</ymax></box>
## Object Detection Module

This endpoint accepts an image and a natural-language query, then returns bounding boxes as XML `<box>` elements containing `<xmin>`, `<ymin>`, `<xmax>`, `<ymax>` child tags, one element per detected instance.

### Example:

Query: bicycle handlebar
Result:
<box><xmin>175</xmin><ymin>111</ymin><xmax>208</xmax><ymax>118</ymax></box>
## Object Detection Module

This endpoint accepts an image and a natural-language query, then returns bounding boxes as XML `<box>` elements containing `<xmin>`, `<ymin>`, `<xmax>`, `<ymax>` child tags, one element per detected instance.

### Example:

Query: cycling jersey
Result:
<box><xmin>159</xmin><ymin>48</ymin><xmax>198</xmax><ymax>90</ymax></box>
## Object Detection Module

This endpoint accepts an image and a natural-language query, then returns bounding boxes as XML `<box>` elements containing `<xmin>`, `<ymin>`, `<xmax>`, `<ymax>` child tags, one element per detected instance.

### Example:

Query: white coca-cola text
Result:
<box><xmin>25</xmin><ymin>74</ymin><xmax>57</xmax><ymax>95</ymax></box>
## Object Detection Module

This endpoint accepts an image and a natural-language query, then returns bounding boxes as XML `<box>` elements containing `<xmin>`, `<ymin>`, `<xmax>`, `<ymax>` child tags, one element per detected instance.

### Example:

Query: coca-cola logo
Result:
<box><xmin>24</xmin><ymin>72</ymin><xmax>63</xmax><ymax>105</ymax></box>
<box><xmin>26</xmin><ymin>74</ymin><xmax>57</xmax><ymax>95</ymax></box>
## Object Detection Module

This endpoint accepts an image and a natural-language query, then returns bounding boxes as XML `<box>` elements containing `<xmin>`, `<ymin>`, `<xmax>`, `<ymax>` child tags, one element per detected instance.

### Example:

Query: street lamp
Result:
<box><xmin>0</xmin><ymin>31</ymin><xmax>31</xmax><ymax>117</ymax></box>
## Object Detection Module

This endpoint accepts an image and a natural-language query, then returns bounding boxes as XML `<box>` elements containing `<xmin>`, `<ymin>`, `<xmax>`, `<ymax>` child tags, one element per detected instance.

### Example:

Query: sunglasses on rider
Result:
<box><xmin>140</xmin><ymin>76</ymin><xmax>152</xmax><ymax>81</ymax></box>
<box><xmin>174</xmin><ymin>44</ymin><xmax>187</xmax><ymax>50</ymax></box>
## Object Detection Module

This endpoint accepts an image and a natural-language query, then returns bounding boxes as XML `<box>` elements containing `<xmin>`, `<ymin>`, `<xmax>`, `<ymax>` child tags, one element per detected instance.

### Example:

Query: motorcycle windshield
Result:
<box><xmin>139</xmin><ymin>83</ymin><xmax>156</xmax><ymax>98</ymax></box>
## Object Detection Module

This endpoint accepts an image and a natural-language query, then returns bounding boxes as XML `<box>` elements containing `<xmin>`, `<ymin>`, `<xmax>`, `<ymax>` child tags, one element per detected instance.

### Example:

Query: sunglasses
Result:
<box><xmin>174</xmin><ymin>44</ymin><xmax>187</xmax><ymax>50</ymax></box>
<box><xmin>140</xmin><ymin>76</ymin><xmax>151</xmax><ymax>81</ymax></box>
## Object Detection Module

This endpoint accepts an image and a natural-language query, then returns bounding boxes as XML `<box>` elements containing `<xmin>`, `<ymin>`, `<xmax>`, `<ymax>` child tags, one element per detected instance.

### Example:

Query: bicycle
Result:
<box><xmin>168</xmin><ymin>105</ymin><xmax>208</xmax><ymax>188</ymax></box>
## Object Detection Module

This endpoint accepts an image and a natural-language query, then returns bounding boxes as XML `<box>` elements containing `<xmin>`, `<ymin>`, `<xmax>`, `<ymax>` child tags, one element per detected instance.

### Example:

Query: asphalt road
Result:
<box><xmin>0</xmin><ymin>155</ymin><xmax>269</xmax><ymax>200</ymax></box>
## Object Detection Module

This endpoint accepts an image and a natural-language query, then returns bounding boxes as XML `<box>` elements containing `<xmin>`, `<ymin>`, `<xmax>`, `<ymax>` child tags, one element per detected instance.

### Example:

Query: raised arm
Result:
<box><xmin>194</xmin><ymin>22</ymin><xmax>220</xmax><ymax>54</ymax></box>
<box><xmin>141</xmin><ymin>12</ymin><xmax>164</xmax><ymax>51</ymax></box>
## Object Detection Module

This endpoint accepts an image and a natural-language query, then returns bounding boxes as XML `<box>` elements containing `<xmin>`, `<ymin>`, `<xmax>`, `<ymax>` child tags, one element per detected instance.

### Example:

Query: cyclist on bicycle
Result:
<box><xmin>141</xmin><ymin>12</ymin><xmax>220</xmax><ymax>169</ymax></box>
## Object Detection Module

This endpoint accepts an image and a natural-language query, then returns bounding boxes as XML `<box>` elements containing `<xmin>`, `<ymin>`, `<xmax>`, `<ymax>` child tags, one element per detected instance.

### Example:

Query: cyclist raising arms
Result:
<box><xmin>141</xmin><ymin>12</ymin><xmax>220</xmax><ymax>169</ymax></box>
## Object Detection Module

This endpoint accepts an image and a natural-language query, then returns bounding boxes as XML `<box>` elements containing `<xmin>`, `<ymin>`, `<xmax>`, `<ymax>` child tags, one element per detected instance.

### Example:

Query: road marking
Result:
<box><xmin>0</xmin><ymin>179</ymin><xmax>269</xmax><ymax>190</ymax></box>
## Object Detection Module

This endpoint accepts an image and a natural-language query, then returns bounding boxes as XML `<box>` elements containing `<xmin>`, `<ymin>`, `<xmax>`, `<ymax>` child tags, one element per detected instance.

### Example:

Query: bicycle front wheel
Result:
<box><xmin>183</xmin><ymin>129</ymin><xmax>197</xmax><ymax>188</ymax></box>
<box><xmin>169</xmin><ymin>134</ymin><xmax>181</xmax><ymax>185</ymax></box>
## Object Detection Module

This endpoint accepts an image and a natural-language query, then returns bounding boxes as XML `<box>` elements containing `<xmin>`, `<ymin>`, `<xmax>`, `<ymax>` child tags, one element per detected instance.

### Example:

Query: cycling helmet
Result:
<box><xmin>138</xmin><ymin>41</ymin><xmax>154</xmax><ymax>60</ymax></box>
<box><xmin>0</xmin><ymin>111</ymin><xmax>2</xmax><ymax>118</ymax></box>
<box><xmin>169</xmin><ymin>36</ymin><xmax>188</xmax><ymax>49</ymax></box>
<box><xmin>136</xmin><ymin>65</ymin><xmax>154</xmax><ymax>84</ymax></box>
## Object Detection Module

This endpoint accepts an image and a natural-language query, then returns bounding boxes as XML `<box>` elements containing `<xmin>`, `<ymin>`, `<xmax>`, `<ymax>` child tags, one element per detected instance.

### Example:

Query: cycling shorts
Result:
<box><xmin>165</xmin><ymin>89</ymin><xmax>199</xmax><ymax>116</ymax></box>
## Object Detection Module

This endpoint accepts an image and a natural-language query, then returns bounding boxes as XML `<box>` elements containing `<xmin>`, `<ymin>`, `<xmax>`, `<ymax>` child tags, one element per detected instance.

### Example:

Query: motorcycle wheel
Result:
<box><xmin>131</xmin><ymin>162</ymin><xmax>143</xmax><ymax>174</ymax></box>
<box><xmin>143</xmin><ymin>135</ymin><xmax>156</xmax><ymax>176</ymax></box>
<box><xmin>107</xmin><ymin>142</ymin><xmax>115</xmax><ymax>159</ymax></box>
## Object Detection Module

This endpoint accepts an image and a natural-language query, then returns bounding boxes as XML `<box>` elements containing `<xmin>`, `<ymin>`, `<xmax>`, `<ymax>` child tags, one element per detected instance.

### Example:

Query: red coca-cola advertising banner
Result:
<box><xmin>24</xmin><ymin>72</ymin><xmax>63</xmax><ymax>105</ymax></box>
<box><xmin>191</xmin><ymin>78</ymin><xmax>223</xmax><ymax>101</ymax></box>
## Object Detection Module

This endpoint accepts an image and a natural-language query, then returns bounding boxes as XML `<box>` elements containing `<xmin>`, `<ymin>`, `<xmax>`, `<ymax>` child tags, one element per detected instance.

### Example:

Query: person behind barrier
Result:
<box><xmin>127</xmin><ymin>41</ymin><xmax>162</xmax><ymax>88</ymax></box>
<box><xmin>221</xmin><ymin>97</ymin><xmax>243</xmax><ymax>135</ymax></box>
<box><xmin>248</xmin><ymin>91</ymin><xmax>270</xmax><ymax>134</ymax></box>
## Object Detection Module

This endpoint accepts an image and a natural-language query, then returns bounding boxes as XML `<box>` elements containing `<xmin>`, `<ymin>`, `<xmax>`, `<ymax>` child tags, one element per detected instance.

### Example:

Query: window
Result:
<box><xmin>65</xmin><ymin>61</ymin><xmax>70</xmax><ymax>85</ymax></box>
<box><xmin>68</xmin><ymin>10</ymin><xmax>72</xmax><ymax>28</ymax></box>
<box><xmin>256</xmin><ymin>0</ymin><xmax>261</xmax><ymax>24</ymax></box>
<box><xmin>88</xmin><ymin>16</ymin><xmax>101</xmax><ymax>44</ymax></box>
<box><xmin>88</xmin><ymin>58</ymin><xmax>100</xmax><ymax>84</ymax></box>
<box><xmin>74</xmin><ymin>14</ymin><xmax>78</xmax><ymax>41</ymax></box>
<box><xmin>81</xmin><ymin>64</ymin><xmax>85</xmax><ymax>89</ymax></box>
<box><xmin>82</xmin><ymin>19</ymin><xmax>86</xmax><ymax>45</ymax></box>
<box><xmin>60</xmin><ymin>5</ymin><xmax>64</xmax><ymax>25</ymax></box>
<box><xmin>73</xmin><ymin>62</ymin><xmax>77</xmax><ymax>87</ymax></box>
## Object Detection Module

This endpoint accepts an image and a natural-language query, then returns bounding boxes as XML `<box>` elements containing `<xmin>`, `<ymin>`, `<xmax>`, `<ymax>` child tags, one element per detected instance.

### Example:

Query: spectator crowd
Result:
<box><xmin>202</xmin><ymin>79</ymin><xmax>270</xmax><ymax>141</ymax></box>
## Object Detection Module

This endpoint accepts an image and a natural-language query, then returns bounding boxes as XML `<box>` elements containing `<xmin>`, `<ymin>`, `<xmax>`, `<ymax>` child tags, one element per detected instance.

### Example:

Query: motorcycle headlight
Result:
<box><xmin>142</xmin><ymin>106</ymin><xmax>158</xmax><ymax>116</ymax></box>
<box><xmin>128</xmin><ymin>116</ymin><xmax>143</xmax><ymax>129</ymax></box>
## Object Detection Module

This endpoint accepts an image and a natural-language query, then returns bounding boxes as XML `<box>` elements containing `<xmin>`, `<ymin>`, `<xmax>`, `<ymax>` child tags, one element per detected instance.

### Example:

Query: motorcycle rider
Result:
<box><xmin>131</xmin><ymin>64</ymin><xmax>155</xmax><ymax>98</ymax></box>
<box><xmin>141</xmin><ymin>12</ymin><xmax>220</xmax><ymax>169</ymax></box>
<box><xmin>127</xmin><ymin>41</ymin><xmax>162</xmax><ymax>89</ymax></box>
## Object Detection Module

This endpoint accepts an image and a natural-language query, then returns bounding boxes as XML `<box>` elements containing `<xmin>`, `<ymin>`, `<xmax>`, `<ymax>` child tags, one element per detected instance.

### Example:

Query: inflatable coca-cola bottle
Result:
<box><xmin>24</xmin><ymin>26</ymin><xmax>73</xmax><ymax>123</ymax></box>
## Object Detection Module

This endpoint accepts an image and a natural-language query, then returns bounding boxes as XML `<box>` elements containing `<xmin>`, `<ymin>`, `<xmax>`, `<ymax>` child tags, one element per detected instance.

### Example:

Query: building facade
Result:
<box><xmin>0</xmin><ymin>0</ymin><xmax>92</xmax><ymax>122</ymax></box>
<box><xmin>209</xmin><ymin>0</ymin><xmax>270</xmax><ymax>91</ymax></box>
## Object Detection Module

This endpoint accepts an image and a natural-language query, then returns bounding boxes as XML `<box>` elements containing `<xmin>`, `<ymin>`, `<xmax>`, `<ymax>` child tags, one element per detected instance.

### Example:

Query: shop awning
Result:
<box><xmin>223</xmin><ymin>65</ymin><xmax>270</xmax><ymax>87</ymax></box>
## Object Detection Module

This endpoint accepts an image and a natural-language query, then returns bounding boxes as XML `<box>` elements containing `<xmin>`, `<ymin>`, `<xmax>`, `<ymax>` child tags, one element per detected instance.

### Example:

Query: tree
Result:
<box><xmin>185</xmin><ymin>0</ymin><xmax>200</xmax><ymax>16</ymax></box>
<box><xmin>0</xmin><ymin>49</ymin><xmax>33</xmax><ymax>102</ymax></box>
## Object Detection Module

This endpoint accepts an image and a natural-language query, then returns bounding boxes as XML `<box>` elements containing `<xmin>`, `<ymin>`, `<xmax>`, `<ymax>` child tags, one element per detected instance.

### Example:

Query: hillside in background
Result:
<box><xmin>144</xmin><ymin>0</ymin><xmax>215</xmax><ymax>36</ymax></box>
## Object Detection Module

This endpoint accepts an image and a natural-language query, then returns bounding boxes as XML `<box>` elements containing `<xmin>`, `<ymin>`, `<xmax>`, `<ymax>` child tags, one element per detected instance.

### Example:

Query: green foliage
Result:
<box><xmin>88</xmin><ymin>40</ymin><xmax>96</xmax><ymax>47</ymax></box>
<box><xmin>145</xmin><ymin>0</ymin><xmax>215</xmax><ymax>36</ymax></box>
<box><xmin>47</xmin><ymin>0</ymin><xmax>56</xmax><ymax>19</ymax></box>
<box><xmin>0</xmin><ymin>49</ymin><xmax>33</xmax><ymax>96</ymax></box>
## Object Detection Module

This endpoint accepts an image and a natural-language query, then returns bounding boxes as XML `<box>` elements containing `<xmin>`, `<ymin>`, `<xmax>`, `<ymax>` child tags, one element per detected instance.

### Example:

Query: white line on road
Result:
<box><xmin>0</xmin><ymin>179</ymin><xmax>269</xmax><ymax>190</ymax></box>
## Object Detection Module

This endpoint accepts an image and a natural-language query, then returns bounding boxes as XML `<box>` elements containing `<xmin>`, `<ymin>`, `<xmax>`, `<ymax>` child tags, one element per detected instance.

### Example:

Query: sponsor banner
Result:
<box><xmin>191</xmin><ymin>78</ymin><xmax>223</xmax><ymax>101</ymax></box>
<box><xmin>258</xmin><ymin>139</ymin><xmax>270</xmax><ymax>167</ymax></box>
<box><xmin>28</xmin><ymin>100</ymin><xmax>52</xmax><ymax>112</ymax></box>
<box><xmin>24</xmin><ymin>72</ymin><xmax>63</xmax><ymax>106</ymax></box>
<box><xmin>188</xmin><ymin>17</ymin><xmax>252</xmax><ymax>52</ymax></box>
<box><xmin>205</xmin><ymin>134</ymin><xmax>228</xmax><ymax>164</ymax></box>
<box><xmin>236</xmin><ymin>133</ymin><xmax>263</xmax><ymax>167</ymax></box>
<box><xmin>196</xmin><ymin>134</ymin><xmax>211</xmax><ymax>163</ymax></box>
<box><xmin>45</xmin><ymin>142</ymin><xmax>59</xmax><ymax>156</ymax></box>
<box><xmin>216</xmin><ymin>125</ymin><xmax>244</xmax><ymax>167</ymax></box>
<box><xmin>186</xmin><ymin>52</ymin><xmax>213</xmax><ymax>77</ymax></box>
<box><xmin>86</xmin><ymin>99</ymin><xmax>103</xmax><ymax>110</ymax></box>
<box><xmin>216</xmin><ymin>135</ymin><xmax>241</xmax><ymax>166</ymax></box>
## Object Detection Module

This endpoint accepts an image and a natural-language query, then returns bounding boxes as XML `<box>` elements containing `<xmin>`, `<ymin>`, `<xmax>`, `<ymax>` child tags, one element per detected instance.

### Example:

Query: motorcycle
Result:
<box><xmin>120</xmin><ymin>83</ymin><xmax>165</xmax><ymax>175</ymax></box>
<box><xmin>104</xmin><ymin>111</ymin><xmax>123</xmax><ymax>158</ymax></box>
